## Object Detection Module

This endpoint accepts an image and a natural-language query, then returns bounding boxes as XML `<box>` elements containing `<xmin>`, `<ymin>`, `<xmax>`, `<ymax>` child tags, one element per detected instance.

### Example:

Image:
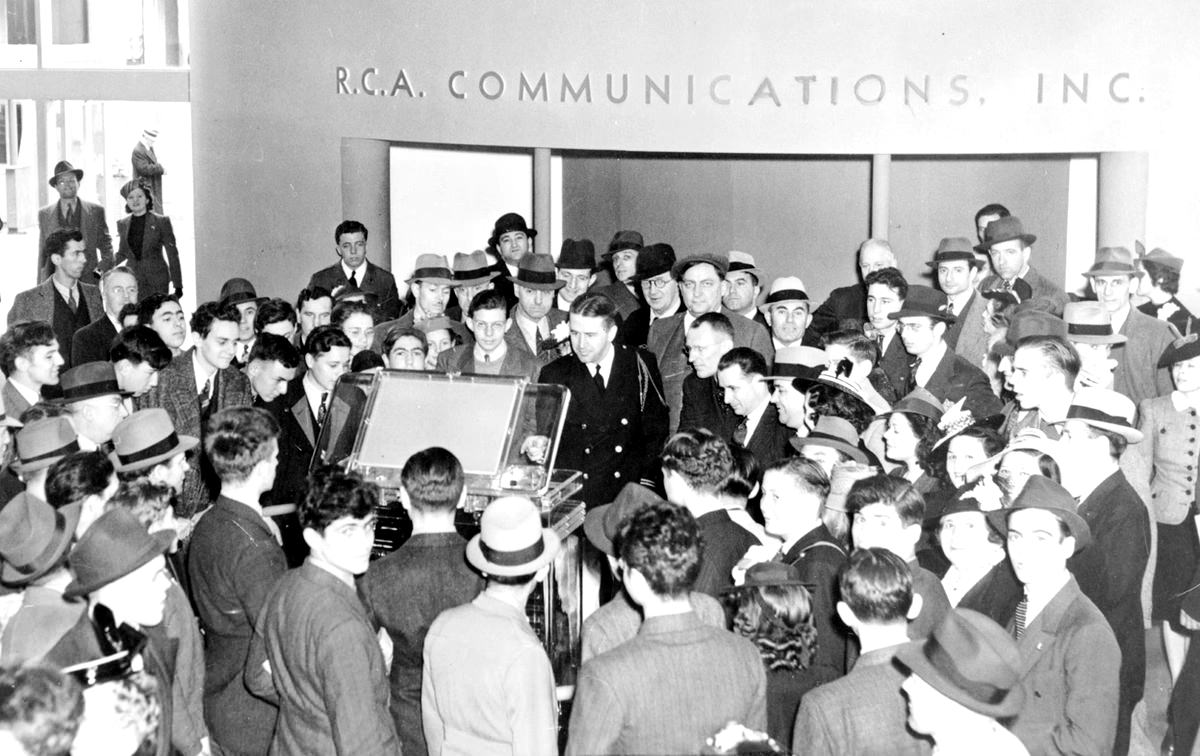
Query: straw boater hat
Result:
<box><xmin>1062</xmin><ymin>301</ymin><xmax>1126</xmax><ymax>346</ymax></box>
<box><xmin>604</xmin><ymin>230</ymin><xmax>644</xmax><ymax>261</ymax></box>
<box><xmin>507</xmin><ymin>253</ymin><xmax>565</xmax><ymax>291</ymax></box>
<box><xmin>584</xmin><ymin>483</ymin><xmax>665</xmax><ymax>556</ymax></box>
<box><xmin>764</xmin><ymin>346</ymin><xmax>826</xmax><ymax>383</ymax></box>
<box><xmin>64</xmin><ymin>509</ymin><xmax>175</xmax><ymax>599</ymax></box>
<box><xmin>632</xmin><ymin>243</ymin><xmax>676</xmax><ymax>281</ymax></box>
<box><xmin>12</xmin><ymin>417</ymin><xmax>80</xmax><ymax>475</ymax></box>
<box><xmin>109</xmin><ymin>409</ymin><xmax>199</xmax><ymax>474</ymax></box>
<box><xmin>452</xmin><ymin>250</ymin><xmax>499</xmax><ymax>287</ymax></box>
<box><xmin>788</xmin><ymin>415</ymin><xmax>869</xmax><ymax>464</ymax></box>
<box><xmin>405</xmin><ymin>254</ymin><xmax>456</xmax><ymax>286</ymax></box>
<box><xmin>1082</xmin><ymin>246</ymin><xmax>1143</xmax><ymax>279</ymax></box>
<box><xmin>219</xmin><ymin>277</ymin><xmax>267</xmax><ymax>308</ymax></box>
<box><xmin>926</xmin><ymin>237</ymin><xmax>986</xmax><ymax>270</ymax></box>
<box><xmin>726</xmin><ymin>251</ymin><xmax>762</xmax><ymax>284</ymax></box>
<box><xmin>49</xmin><ymin>160</ymin><xmax>83</xmax><ymax>187</ymax></box>
<box><xmin>974</xmin><ymin>216</ymin><xmax>1037</xmax><ymax>254</ymax></box>
<box><xmin>1063</xmin><ymin>387</ymin><xmax>1143</xmax><ymax>444</ymax></box>
<box><xmin>671</xmin><ymin>252</ymin><xmax>729</xmax><ymax>281</ymax></box>
<box><xmin>0</xmin><ymin>493</ymin><xmax>81</xmax><ymax>587</ymax></box>
<box><xmin>888</xmin><ymin>285</ymin><xmax>955</xmax><ymax>324</ymax></box>
<box><xmin>556</xmin><ymin>239</ymin><xmax>597</xmax><ymax>272</ymax></box>
<box><xmin>1159</xmin><ymin>333</ymin><xmax>1200</xmax><ymax>368</ymax></box>
<box><xmin>55</xmin><ymin>362</ymin><xmax>126</xmax><ymax>404</ymax></box>
<box><xmin>758</xmin><ymin>277</ymin><xmax>809</xmax><ymax>313</ymax></box>
<box><xmin>896</xmin><ymin>608</ymin><xmax>1026</xmax><ymax>718</ymax></box>
<box><xmin>986</xmin><ymin>475</ymin><xmax>1091</xmax><ymax>552</ymax></box>
<box><xmin>466</xmin><ymin>496</ymin><xmax>561</xmax><ymax>577</ymax></box>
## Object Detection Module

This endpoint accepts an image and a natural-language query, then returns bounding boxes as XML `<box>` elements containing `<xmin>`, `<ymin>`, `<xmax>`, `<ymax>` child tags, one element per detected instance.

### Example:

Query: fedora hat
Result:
<box><xmin>0</xmin><ymin>493</ymin><xmax>81</xmax><ymax>587</ymax></box>
<box><xmin>405</xmin><ymin>254</ymin><xmax>456</xmax><ymax>286</ymax></box>
<box><xmin>726</xmin><ymin>251</ymin><xmax>762</xmax><ymax>283</ymax></box>
<box><xmin>1065</xmin><ymin>387</ymin><xmax>1143</xmax><ymax>443</ymax></box>
<box><xmin>975</xmin><ymin>216</ymin><xmax>1036</xmax><ymax>253</ymax></box>
<box><xmin>1159</xmin><ymin>333</ymin><xmax>1200</xmax><ymax>368</ymax></box>
<box><xmin>759</xmin><ymin>277</ymin><xmax>809</xmax><ymax>312</ymax></box>
<box><xmin>489</xmin><ymin>212</ymin><xmax>536</xmax><ymax>250</ymax></box>
<box><xmin>671</xmin><ymin>252</ymin><xmax>729</xmax><ymax>281</ymax></box>
<box><xmin>896</xmin><ymin>608</ymin><xmax>1026</xmax><ymax>718</ymax></box>
<box><xmin>584</xmin><ymin>483</ymin><xmax>665</xmax><ymax>556</ymax></box>
<box><xmin>789</xmin><ymin>415</ymin><xmax>869</xmax><ymax>464</ymax></box>
<box><xmin>63</xmin><ymin>508</ymin><xmax>175</xmax><ymax>599</ymax></box>
<box><xmin>998</xmin><ymin>308</ymin><xmax>1068</xmax><ymax>357</ymax></box>
<box><xmin>466</xmin><ymin>496</ymin><xmax>561</xmax><ymax>577</ymax></box>
<box><xmin>1083</xmin><ymin>246</ymin><xmax>1143</xmax><ymax>279</ymax></box>
<box><xmin>56</xmin><ymin>362</ymin><xmax>125</xmax><ymax>404</ymax></box>
<box><xmin>12</xmin><ymin>417</ymin><xmax>80</xmax><ymax>474</ymax></box>
<box><xmin>218</xmin><ymin>277</ymin><xmax>266</xmax><ymax>308</ymax></box>
<box><xmin>556</xmin><ymin>239</ymin><xmax>597</xmax><ymax>272</ymax></box>
<box><xmin>633</xmin><ymin>243</ymin><xmax>677</xmax><ymax>280</ymax></box>
<box><xmin>1062</xmin><ymin>301</ymin><xmax>1126</xmax><ymax>345</ymax></box>
<box><xmin>508</xmin><ymin>253</ymin><xmax>565</xmax><ymax>291</ymax></box>
<box><xmin>109</xmin><ymin>409</ymin><xmax>199</xmax><ymax>473</ymax></box>
<box><xmin>877</xmin><ymin>387</ymin><xmax>944</xmax><ymax>423</ymax></box>
<box><xmin>987</xmin><ymin>475</ymin><xmax>1091</xmax><ymax>551</ymax></box>
<box><xmin>927</xmin><ymin>237</ymin><xmax>985</xmax><ymax>269</ymax></box>
<box><xmin>452</xmin><ymin>250</ymin><xmax>500</xmax><ymax>287</ymax></box>
<box><xmin>604</xmin><ymin>230</ymin><xmax>644</xmax><ymax>260</ymax></box>
<box><xmin>1140</xmin><ymin>247</ymin><xmax>1185</xmax><ymax>274</ymax></box>
<box><xmin>888</xmin><ymin>285</ymin><xmax>955</xmax><ymax>323</ymax></box>
<box><xmin>764</xmin><ymin>346</ymin><xmax>826</xmax><ymax>382</ymax></box>
<box><xmin>49</xmin><ymin>160</ymin><xmax>83</xmax><ymax>187</ymax></box>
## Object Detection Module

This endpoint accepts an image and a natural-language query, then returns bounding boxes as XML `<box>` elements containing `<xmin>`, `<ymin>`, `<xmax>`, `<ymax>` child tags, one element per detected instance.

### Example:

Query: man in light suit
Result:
<box><xmin>36</xmin><ymin>161</ymin><xmax>112</xmax><ymax>284</ymax></box>
<box><xmin>71</xmin><ymin>267</ymin><xmax>138</xmax><ymax>366</ymax></box>
<box><xmin>976</xmin><ymin>216</ymin><xmax>1069</xmax><ymax>314</ymax></box>
<box><xmin>647</xmin><ymin>253</ymin><xmax>773</xmax><ymax>431</ymax></box>
<box><xmin>131</xmin><ymin>128</ymin><xmax>165</xmax><ymax>207</ymax></box>
<box><xmin>136</xmin><ymin>301</ymin><xmax>253</xmax><ymax>518</ymax></box>
<box><xmin>436</xmin><ymin>290</ymin><xmax>538</xmax><ymax>379</ymax></box>
<box><xmin>927</xmin><ymin>237</ymin><xmax>990</xmax><ymax>371</ymax></box>
<box><xmin>306</xmin><ymin>220</ymin><xmax>402</xmax><ymax>321</ymax></box>
<box><xmin>10</xmin><ymin>230</ymin><xmax>105</xmax><ymax>371</ymax></box>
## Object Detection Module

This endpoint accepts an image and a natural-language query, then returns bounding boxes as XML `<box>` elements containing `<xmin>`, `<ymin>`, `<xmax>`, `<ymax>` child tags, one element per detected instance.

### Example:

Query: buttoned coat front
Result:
<box><xmin>115</xmin><ymin>211</ymin><xmax>183</xmax><ymax>296</ymax></box>
<box><xmin>1129</xmin><ymin>394</ymin><xmax>1200</xmax><ymax>525</ymax></box>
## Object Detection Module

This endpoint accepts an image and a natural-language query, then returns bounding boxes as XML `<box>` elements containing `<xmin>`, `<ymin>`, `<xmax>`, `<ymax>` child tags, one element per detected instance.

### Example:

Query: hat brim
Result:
<box><xmin>974</xmin><ymin>233</ymin><xmax>1036</xmax><ymax>253</ymax></box>
<box><xmin>1159</xmin><ymin>337</ymin><xmax>1200</xmax><ymax>368</ymax></box>
<box><xmin>671</xmin><ymin>257</ymin><xmax>729</xmax><ymax>280</ymax></box>
<box><xmin>0</xmin><ymin>503</ymin><xmax>82</xmax><ymax>587</ymax></box>
<box><xmin>788</xmin><ymin>435</ymin><xmax>869</xmax><ymax>465</ymax></box>
<box><xmin>108</xmin><ymin>434</ymin><xmax>199</xmax><ymax>474</ymax></box>
<box><xmin>49</xmin><ymin>169</ymin><xmax>84</xmax><ymax>187</ymax></box>
<box><xmin>758</xmin><ymin>297</ymin><xmax>810</xmax><ymax>314</ymax></box>
<box><xmin>507</xmin><ymin>275</ymin><xmax>565</xmax><ymax>291</ymax></box>
<box><xmin>895</xmin><ymin>640</ymin><xmax>1026</xmax><ymax>719</ymax></box>
<box><xmin>221</xmin><ymin>294</ymin><xmax>269</xmax><ymax>309</ymax></box>
<box><xmin>925</xmin><ymin>257</ymin><xmax>986</xmax><ymax>270</ymax></box>
<box><xmin>453</xmin><ymin>270</ymin><xmax>500</xmax><ymax>288</ymax></box>
<box><xmin>1083</xmin><ymin>267</ymin><xmax>1143</xmax><ymax>279</ymax></box>
<box><xmin>986</xmin><ymin>506</ymin><xmax>1091</xmax><ymax>553</ymax></box>
<box><xmin>62</xmin><ymin>529</ymin><xmax>175</xmax><ymax>599</ymax></box>
<box><xmin>888</xmin><ymin>308</ymin><xmax>955</xmax><ymax>323</ymax></box>
<box><xmin>465</xmin><ymin>529</ymin><xmax>561</xmax><ymax>577</ymax></box>
<box><xmin>1068</xmin><ymin>332</ymin><xmax>1126</xmax><ymax>345</ymax></box>
<box><xmin>12</xmin><ymin>450</ymin><xmax>75</xmax><ymax>475</ymax></box>
<box><xmin>1060</xmin><ymin>417</ymin><xmax>1143</xmax><ymax>444</ymax></box>
<box><xmin>406</xmin><ymin>275</ymin><xmax>458</xmax><ymax>286</ymax></box>
<box><xmin>583</xmin><ymin>507</ymin><xmax>614</xmax><ymax>555</ymax></box>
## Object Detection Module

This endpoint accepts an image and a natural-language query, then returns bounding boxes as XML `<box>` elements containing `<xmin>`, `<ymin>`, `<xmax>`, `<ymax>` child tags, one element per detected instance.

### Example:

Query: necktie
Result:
<box><xmin>592</xmin><ymin>364</ymin><xmax>605</xmax><ymax>392</ymax></box>
<box><xmin>65</xmin><ymin>204</ymin><xmax>75</xmax><ymax>227</ymax></box>
<box><xmin>1003</xmin><ymin>279</ymin><xmax>1014</xmax><ymax>292</ymax></box>
<box><xmin>200</xmin><ymin>377</ymin><xmax>213</xmax><ymax>410</ymax></box>
<box><xmin>67</xmin><ymin>288</ymin><xmax>78</xmax><ymax>313</ymax></box>
<box><xmin>348</xmin><ymin>270</ymin><xmax>358</xmax><ymax>288</ymax></box>
<box><xmin>1014</xmin><ymin>596</ymin><xmax>1028</xmax><ymax>640</ymax></box>
<box><xmin>734</xmin><ymin>418</ymin><xmax>749</xmax><ymax>445</ymax></box>
<box><xmin>317</xmin><ymin>392</ymin><xmax>329</xmax><ymax>424</ymax></box>
<box><xmin>908</xmin><ymin>356</ymin><xmax>922</xmax><ymax>391</ymax></box>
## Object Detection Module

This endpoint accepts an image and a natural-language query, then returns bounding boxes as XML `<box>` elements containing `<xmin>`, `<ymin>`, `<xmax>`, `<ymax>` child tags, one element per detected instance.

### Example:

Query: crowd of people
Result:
<box><xmin>0</xmin><ymin>163</ymin><xmax>1196</xmax><ymax>755</ymax></box>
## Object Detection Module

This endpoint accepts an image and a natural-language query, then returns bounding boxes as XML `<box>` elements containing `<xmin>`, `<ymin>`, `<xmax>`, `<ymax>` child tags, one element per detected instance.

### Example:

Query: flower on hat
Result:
<box><xmin>937</xmin><ymin>398</ymin><xmax>973</xmax><ymax>437</ymax></box>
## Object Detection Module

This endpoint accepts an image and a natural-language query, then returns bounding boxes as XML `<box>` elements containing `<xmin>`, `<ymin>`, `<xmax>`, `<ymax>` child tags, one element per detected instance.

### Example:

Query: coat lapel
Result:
<box><xmin>291</xmin><ymin>394</ymin><xmax>316</xmax><ymax>448</ymax></box>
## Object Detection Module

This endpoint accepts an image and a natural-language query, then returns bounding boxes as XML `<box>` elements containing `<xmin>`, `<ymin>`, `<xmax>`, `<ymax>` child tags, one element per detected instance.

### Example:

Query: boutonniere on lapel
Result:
<box><xmin>538</xmin><ymin>321</ymin><xmax>572</xmax><ymax>356</ymax></box>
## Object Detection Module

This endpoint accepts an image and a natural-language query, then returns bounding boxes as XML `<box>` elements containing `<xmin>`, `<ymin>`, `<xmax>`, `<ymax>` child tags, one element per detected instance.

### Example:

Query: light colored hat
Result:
<box><xmin>452</xmin><ymin>250</ymin><xmax>498</xmax><ymax>287</ymax></box>
<box><xmin>759</xmin><ymin>277</ymin><xmax>809</xmax><ymax>312</ymax></box>
<box><xmin>466</xmin><ymin>496</ymin><xmax>561</xmax><ymax>577</ymax></box>
<box><xmin>1064</xmin><ymin>387</ymin><xmax>1143</xmax><ymax>443</ymax></box>
<box><xmin>109</xmin><ymin>409</ymin><xmax>199</xmax><ymax>473</ymax></box>
<box><xmin>726</xmin><ymin>251</ymin><xmax>762</xmax><ymax>283</ymax></box>
<box><xmin>1082</xmin><ymin>246</ymin><xmax>1143</xmax><ymax>279</ymax></box>
<box><xmin>764</xmin><ymin>345</ymin><xmax>825</xmax><ymax>382</ymax></box>
<box><xmin>12</xmin><ymin>417</ymin><xmax>80</xmax><ymax>474</ymax></box>
<box><xmin>405</xmin><ymin>254</ymin><xmax>456</xmax><ymax>286</ymax></box>
<box><xmin>789</xmin><ymin>416</ymin><xmax>869</xmax><ymax>464</ymax></box>
<box><xmin>1062</xmin><ymin>301</ymin><xmax>1126</xmax><ymax>345</ymax></box>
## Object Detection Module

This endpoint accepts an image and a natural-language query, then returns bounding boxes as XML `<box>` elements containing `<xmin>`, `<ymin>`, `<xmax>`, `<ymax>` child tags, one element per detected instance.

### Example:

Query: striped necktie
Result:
<box><xmin>1013</xmin><ymin>596</ymin><xmax>1028</xmax><ymax>640</ymax></box>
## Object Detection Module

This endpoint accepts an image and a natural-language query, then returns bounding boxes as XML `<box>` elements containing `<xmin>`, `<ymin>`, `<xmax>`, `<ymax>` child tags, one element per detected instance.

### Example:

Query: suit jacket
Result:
<box><xmin>678</xmin><ymin>372</ymin><xmax>739</xmax><ymax>439</ymax></box>
<box><xmin>37</xmin><ymin>198</ymin><xmax>112</xmax><ymax>282</ymax></box>
<box><xmin>70</xmin><ymin>314</ymin><xmax>117</xmax><ymax>367</ymax></box>
<box><xmin>538</xmin><ymin>345</ymin><xmax>669</xmax><ymax>508</ymax></box>
<box><xmin>8</xmin><ymin>278</ymin><xmax>104</xmax><ymax>333</ymax></box>
<box><xmin>957</xmin><ymin>559</ymin><xmax>1024</xmax><ymax>629</ymax></box>
<box><xmin>694</xmin><ymin>509</ymin><xmax>759</xmax><ymax>597</ymax></box>
<box><xmin>268</xmin><ymin>378</ymin><xmax>319</xmax><ymax>511</ymax></box>
<box><xmin>1</xmin><ymin>380</ymin><xmax>36</xmax><ymax>422</ymax></box>
<box><xmin>618</xmin><ymin>300</ymin><xmax>685</xmax><ymax>347</ymax></box>
<box><xmin>308</xmin><ymin>261</ymin><xmax>402</xmax><ymax>321</ymax></box>
<box><xmin>136</xmin><ymin>350</ymin><xmax>253</xmax><ymax>517</ymax></box>
<box><xmin>1114</xmin><ymin>306</ymin><xmax>1178</xmax><ymax>407</ymax></box>
<box><xmin>908</xmin><ymin>559</ymin><xmax>952</xmax><ymax>640</ymax></box>
<box><xmin>246</xmin><ymin>561</ymin><xmax>400</xmax><ymax>756</ymax></box>
<box><xmin>980</xmin><ymin>264</ymin><xmax>1070</xmax><ymax>313</ymax></box>
<box><xmin>506</xmin><ymin>308</ymin><xmax>570</xmax><ymax>371</ymax></box>
<box><xmin>1008</xmin><ymin>576</ymin><xmax>1120</xmax><ymax>756</ymax></box>
<box><xmin>647</xmin><ymin>311</ymin><xmax>773</xmax><ymax>431</ymax></box>
<box><xmin>187</xmin><ymin>495</ymin><xmax>288</xmax><ymax>756</ymax></box>
<box><xmin>782</xmin><ymin>524</ymin><xmax>850</xmax><ymax>674</ymax></box>
<box><xmin>913</xmin><ymin>345</ymin><xmax>1003</xmax><ymax>419</ymax></box>
<box><xmin>581</xmin><ymin>590</ymin><xmax>726</xmax><ymax>662</ymax></box>
<box><xmin>115</xmin><ymin>212</ymin><xmax>182</xmax><ymax>296</ymax></box>
<box><xmin>131</xmin><ymin>141</ymin><xmax>165</xmax><ymax>206</ymax></box>
<box><xmin>810</xmin><ymin>283</ymin><xmax>867</xmax><ymax>337</ymax></box>
<box><xmin>793</xmin><ymin>643</ymin><xmax>932</xmax><ymax>756</ymax></box>
<box><xmin>740</xmin><ymin>402</ymin><xmax>793</xmax><ymax>467</ymax></box>
<box><xmin>435</xmin><ymin>342</ymin><xmax>539</xmax><ymax>380</ymax></box>
<box><xmin>567</xmin><ymin>611</ymin><xmax>767</xmax><ymax>756</ymax></box>
<box><xmin>877</xmin><ymin>332</ymin><xmax>912</xmax><ymax>398</ymax></box>
<box><xmin>944</xmin><ymin>290</ymin><xmax>990</xmax><ymax>371</ymax></box>
<box><xmin>592</xmin><ymin>280</ymin><xmax>643</xmax><ymax>321</ymax></box>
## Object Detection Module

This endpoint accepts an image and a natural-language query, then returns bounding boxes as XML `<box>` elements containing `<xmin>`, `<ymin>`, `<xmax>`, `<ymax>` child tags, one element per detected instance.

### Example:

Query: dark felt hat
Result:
<box><xmin>986</xmin><ymin>475</ymin><xmax>1091</xmax><ymax>552</ymax></box>
<box><xmin>1002</xmin><ymin>308</ymin><xmax>1068</xmax><ymax>351</ymax></box>
<box><xmin>508</xmin><ymin>253</ymin><xmax>565</xmax><ymax>291</ymax></box>
<box><xmin>12</xmin><ymin>417</ymin><xmax>80</xmax><ymax>474</ymax></box>
<box><xmin>927</xmin><ymin>237</ymin><xmax>985</xmax><ymax>269</ymax></box>
<box><xmin>671</xmin><ymin>252</ymin><xmax>729</xmax><ymax>281</ymax></box>
<box><xmin>584</xmin><ymin>483</ymin><xmax>666</xmax><ymax>556</ymax></box>
<box><xmin>64</xmin><ymin>509</ymin><xmax>175</xmax><ymax>599</ymax></box>
<box><xmin>896</xmin><ymin>608</ymin><xmax>1026</xmax><ymax>718</ymax></box>
<box><xmin>1141</xmin><ymin>247</ymin><xmax>1185</xmax><ymax>274</ymax></box>
<box><xmin>633</xmin><ymin>243</ymin><xmax>677</xmax><ymax>280</ymax></box>
<box><xmin>489</xmin><ymin>213</ymin><xmax>536</xmax><ymax>249</ymax></box>
<box><xmin>0</xmin><ymin>493</ymin><xmax>81</xmax><ymax>587</ymax></box>
<box><xmin>975</xmin><ymin>216</ymin><xmax>1037</xmax><ymax>253</ymax></box>
<box><xmin>734</xmin><ymin>561</ymin><xmax>808</xmax><ymax>591</ymax></box>
<box><xmin>109</xmin><ymin>408</ymin><xmax>199</xmax><ymax>473</ymax></box>
<box><xmin>218</xmin><ymin>277</ymin><xmax>266</xmax><ymax>308</ymax></box>
<box><xmin>888</xmin><ymin>285</ymin><xmax>955</xmax><ymax>323</ymax></box>
<box><xmin>49</xmin><ymin>160</ymin><xmax>83</xmax><ymax>187</ymax></box>
<box><xmin>1083</xmin><ymin>246</ymin><xmax>1143</xmax><ymax>279</ymax></box>
<box><xmin>557</xmin><ymin>239</ymin><xmax>597</xmax><ymax>271</ymax></box>
<box><xmin>877</xmin><ymin>388</ymin><xmax>944</xmax><ymax>423</ymax></box>
<box><xmin>604</xmin><ymin>230</ymin><xmax>644</xmax><ymax>260</ymax></box>
<box><xmin>56</xmin><ymin>362</ymin><xmax>125</xmax><ymax>404</ymax></box>
<box><xmin>1159</xmin><ymin>333</ymin><xmax>1200</xmax><ymax>368</ymax></box>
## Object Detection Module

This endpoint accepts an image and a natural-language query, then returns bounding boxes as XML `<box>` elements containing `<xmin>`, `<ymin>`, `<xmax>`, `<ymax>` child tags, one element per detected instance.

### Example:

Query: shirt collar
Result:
<box><xmin>587</xmin><ymin>343</ymin><xmax>617</xmax><ymax>383</ymax></box>
<box><xmin>741</xmin><ymin>393</ymin><xmax>770</xmax><ymax>438</ymax></box>
<box><xmin>51</xmin><ymin>278</ymin><xmax>78</xmax><ymax>302</ymax></box>
<box><xmin>192</xmin><ymin>349</ymin><xmax>218</xmax><ymax>393</ymax></box>
<box><xmin>1023</xmin><ymin>570</ymin><xmax>1071</xmax><ymax>625</ymax></box>
<box><xmin>9</xmin><ymin>379</ymin><xmax>41</xmax><ymax>405</ymax></box>
<box><xmin>474</xmin><ymin>339</ymin><xmax>508</xmax><ymax>363</ymax></box>
<box><xmin>302</xmin><ymin>373</ymin><xmax>329</xmax><ymax>415</ymax></box>
<box><xmin>341</xmin><ymin>260</ymin><xmax>365</xmax><ymax>281</ymax></box>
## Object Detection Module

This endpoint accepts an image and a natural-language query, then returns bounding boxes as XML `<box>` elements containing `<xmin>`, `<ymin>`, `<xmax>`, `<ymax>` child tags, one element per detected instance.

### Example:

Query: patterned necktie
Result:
<box><xmin>317</xmin><ymin>392</ymin><xmax>329</xmax><ymax>424</ymax></box>
<box><xmin>592</xmin><ymin>364</ymin><xmax>605</xmax><ymax>392</ymax></box>
<box><xmin>734</xmin><ymin>418</ymin><xmax>749</xmax><ymax>445</ymax></box>
<box><xmin>200</xmin><ymin>377</ymin><xmax>213</xmax><ymax>410</ymax></box>
<box><xmin>1013</xmin><ymin>596</ymin><xmax>1028</xmax><ymax>640</ymax></box>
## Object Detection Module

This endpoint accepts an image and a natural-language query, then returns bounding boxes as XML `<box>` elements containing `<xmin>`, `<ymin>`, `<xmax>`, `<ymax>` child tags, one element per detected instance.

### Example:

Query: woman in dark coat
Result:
<box><xmin>115</xmin><ymin>179</ymin><xmax>182</xmax><ymax>298</ymax></box>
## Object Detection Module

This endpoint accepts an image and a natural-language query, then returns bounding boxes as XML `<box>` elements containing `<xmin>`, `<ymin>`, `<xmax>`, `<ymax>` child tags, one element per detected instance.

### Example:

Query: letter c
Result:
<box><xmin>449</xmin><ymin>70</ymin><xmax>466</xmax><ymax>100</ymax></box>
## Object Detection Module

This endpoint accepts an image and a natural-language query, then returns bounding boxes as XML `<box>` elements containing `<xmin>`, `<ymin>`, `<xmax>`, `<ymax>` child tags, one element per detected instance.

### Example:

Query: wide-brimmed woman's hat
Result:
<box><xmin>876</xmin><ymin>388</ymin><xmax>944</xmax><ymax>423</ymax></box>
<box><xmin>1159</xmin><ymin>333</ymin><xmax>1200</xmax><ymax>368</ymax></box>
<box><xmin>466</xmin><ymin>496</ymin><xmax>561</xmax><ymax>577</ymax></box>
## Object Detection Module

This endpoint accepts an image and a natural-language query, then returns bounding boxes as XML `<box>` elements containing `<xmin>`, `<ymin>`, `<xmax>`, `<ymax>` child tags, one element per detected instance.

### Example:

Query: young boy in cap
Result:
<box><xmin>246</xmin><ymin>466</ymin><xmax>399</xmax><ymax>755</ymax></box>
<box><xmin>988</xmin><ymin>476</ymin><xmax>1120</xmax><ymax>755</ymax></box>
<box><xmin>359</xmin><ymin>447</ymin><xmax>484</xmax><ymax>756</ymax></box>
<box><xmin>567</xmin><ymin>500</ymin><xmax>766</xmax><ymax>755</ymax></box>
<box><xmin>422</xmin><ymin>495</ymin><xmax>559</xmax><ymax>756</ymax></box>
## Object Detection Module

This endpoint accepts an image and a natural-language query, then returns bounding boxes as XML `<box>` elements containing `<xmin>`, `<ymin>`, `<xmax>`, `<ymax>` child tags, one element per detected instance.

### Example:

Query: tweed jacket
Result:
<box><xmin>538</xmin><ymin>345</ymin><xmax>669</xmax><ymax>508</ymax></box>
<box><xmin>980</xmin><ymin>264</ymin><xmax>1069</xmax><ymax>313</ymax></box>
<box><xmin>782</xmin><ymin>524</ymin><xmax>850</xmax><ymax>674</ymax></box>
<box><xmin>115</xmin><ymin>212</ymin><xmax>182</xmax><ymax>296</ymax></box>
<box><xmin>618</xmin><ymin>300</ymin><xmax>685</xmax><ymax>347</ymax></box>
<box><xmin>679</xmin><ymin>372</ymin><xmax>740</xmax><ymax>439</ymax></box>
<box><xmin>136</xmin><ymin>349</ymin><xmax>253</xmax><ymax>517</ymax></box>
<box><xmin>1008</xmin><ymin>576</ymin><xmax>1120</xmax><ymax>756</ymax></box>
<box><xmin>187</xmin><ymin>495</ymin><xmax>288</xmax><ymax>756</ymax></box>
<box><xmin>567</xmin><ymin>611</ymin><xmax>767</xmax><ymax>756</ymax></box>
<box><xmin>435</xmin><ymin>342</ymin><xmax>539</xmax><ymax>380</ymax></box>
<box><xmin>246</xmin><ymin>561</ymin><xmax>400</xmax><ymax>756</ymax></box>
<box><xmin>809</xmin><ymin>282</ymin><xmax>867</xmax><ymax>337</ymax></box>
<box><xmin>944</xmin><ymin>289</ymin><xmax>991</xmax><ymax>370</ymax></box>
<box><xmin>131</xmin><ymin>141</ymin><xmax>165</xmax><ymax>206</ymax></box>
<box><xmin>1128</xmin><ymin>394</ymin><xmax>1200</xmax><ymax>525</ymax></box>
<box><xmin>1113</xmin><ymin>306</ymin><xmax>1178</xmax><ymax>407</ymax></box>
<box><xmin>423</xmin><ymin>592</ymin><xmax>558</xmax><ymax>756</ymax></box>
<box><xmin>505</xmin><ymin>307</ymin><xmax>570</xmax><ymax>371</ymax></box>
<box><xmin>37</xmin><ymin>198</ymin><xmax>112</xmax><ymax>282</ymax></box>
<box><xmin>793</xmin><ymin>643</ymin><xmax>932</xmax><ymax>756</ymax></box>
<box><xmin>910</xmin><ymin>344</ymin><xmax>1004</xmax><ymax>419</ymax></box>
<box><xmin>581</xmin><ymin>589</ymin><xmax>726</xmax><ymax>662</ymax></box>
<box><xmin>70</xmin><ymin>313</ymin><xmax>117</xmax><ymax>367</ymax></box>
<box><xmin>308</xmin><ymin>260</ymin><xmax>402</xmax><ymax>321</ymax></box>
<box><xmin>8</xmin><ymin>278</ymin><xmax>104</xmax><ymax>331</ymax></box>
<box><xmin>647</xmin><ymin>310</ymin><xmax>773</xmax><ymax>431</ymax></box>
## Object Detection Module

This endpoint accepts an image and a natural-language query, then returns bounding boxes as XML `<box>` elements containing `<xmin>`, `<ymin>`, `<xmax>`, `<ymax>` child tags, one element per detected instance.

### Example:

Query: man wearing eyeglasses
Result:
<box><xmin>647</xmin><ymin>253</ymin><xmax>773</xmax><ymax>431</ymax></box>
<box><xmin>618</xmin><ymin>243</ymin><xmax>684</xmax><ymax>348</ymax></box>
